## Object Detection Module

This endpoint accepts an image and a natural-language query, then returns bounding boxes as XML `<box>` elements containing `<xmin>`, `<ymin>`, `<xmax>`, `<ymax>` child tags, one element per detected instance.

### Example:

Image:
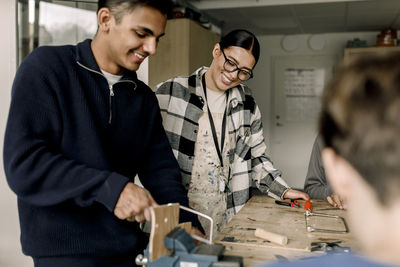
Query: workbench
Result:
<box><xmin>214</xmin><ymin>196</ymin><xmax>360</xmax><ymax>267</ymax></box>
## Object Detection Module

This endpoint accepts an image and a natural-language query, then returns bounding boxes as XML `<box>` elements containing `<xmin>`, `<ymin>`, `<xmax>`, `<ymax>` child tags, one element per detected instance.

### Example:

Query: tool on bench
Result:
<box><xmin>254</xmin><ymin>228</ymin><xmax>288</xmax><ymax>246</ymax></box>
<box><xmin>304</xmin><ymin>200</ymin><xmax>349</xmax><ymax>233</ymax></box>
<box><xmin>275</xmin><ymin>199</ymin><xmax>301</xmax><ymax>208</ymax></box>
<box><xmin>310</xmin><ymin>241</ymin><xmax>351</xmax><ymax>254</ymax></box>
<box><xmin>135</xmin><ymin>203</ymin><xmax>243</xmax><ymax>267</ymax></box>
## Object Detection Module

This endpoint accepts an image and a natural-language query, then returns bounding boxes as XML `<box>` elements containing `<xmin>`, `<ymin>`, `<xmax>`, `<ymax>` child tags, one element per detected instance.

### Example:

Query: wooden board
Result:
<box><xmin>216</xmin><ymin>196</ymin><xmax>360</xmax><ymax>266</ymax></box>
<box><xmin>149</xmin><ymin>203</ymin><xmax>180</xmax><ymax>261</ymax></box>
<box><xmin>223</xmin><ymin>242</ymin><xmax>323</xmax><ymax>267</ymax></box>
<box><xmin>178</xmin><ymin>221</ymin><xmax>192</xmax><ymax>233</ymax></box>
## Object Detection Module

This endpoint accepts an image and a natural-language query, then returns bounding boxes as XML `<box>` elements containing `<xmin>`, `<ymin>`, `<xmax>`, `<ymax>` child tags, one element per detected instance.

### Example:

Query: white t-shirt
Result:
<box><xmin>101</xmin><ymin>69</ymin><xmax>123</xmax><ymax>87</ymax></box>
<box><xmin>205</xmin><ymin>88</ymin><xmax>227</xmax><ymax>114</ymax></box>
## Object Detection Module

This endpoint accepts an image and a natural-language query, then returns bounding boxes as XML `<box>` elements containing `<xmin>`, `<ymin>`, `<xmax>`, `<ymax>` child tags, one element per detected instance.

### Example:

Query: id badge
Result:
<box><xmin>217</xmin><ymin>167</ymin><xmax>226</xmax><ymax>192</ymax></box>
<box><xmin>219</xmin><ymin>178</ymin><xmax>226</xmax><ymax>192</ymax></box>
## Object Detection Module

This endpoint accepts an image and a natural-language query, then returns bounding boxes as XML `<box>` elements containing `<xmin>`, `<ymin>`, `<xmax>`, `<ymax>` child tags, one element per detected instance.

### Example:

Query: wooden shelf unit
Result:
<box><xmin>343</xmin><ymin>46</ymin><xmax>400</xmax><ymax>64</ymax></box>
<box><xmin>148</xmin><ymin>18</ymin><xmax>220</xmax><ymax>89</ymax></box>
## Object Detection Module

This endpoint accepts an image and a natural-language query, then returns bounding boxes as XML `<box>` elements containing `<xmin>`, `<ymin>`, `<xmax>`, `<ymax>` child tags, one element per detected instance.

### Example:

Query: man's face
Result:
<box><xmin>104</xmin><ymin>6</ymin><xmax>166</xmax><ymax>74</ymax></box>
<box><xmin>322</xmin><ymin>148</ymin><xmax>384</xmax><ymax>251</ymax></box>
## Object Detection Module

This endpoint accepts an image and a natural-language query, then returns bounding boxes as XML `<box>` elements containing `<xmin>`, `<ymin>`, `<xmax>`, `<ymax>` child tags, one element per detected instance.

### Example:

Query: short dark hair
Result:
<box><xmin>320</xmin><ymin>54</ymin><xmax>400</xmax><ymax>205</ymax></box>
<box><xmin>97</xmin><ymin>0</ymin><xmax>173</xmax><ymax>23</ymax></box>
<box><xmin>219</xmin><ymin>29</ymin><xmax>260</xmax><ymax>66</ymax></box>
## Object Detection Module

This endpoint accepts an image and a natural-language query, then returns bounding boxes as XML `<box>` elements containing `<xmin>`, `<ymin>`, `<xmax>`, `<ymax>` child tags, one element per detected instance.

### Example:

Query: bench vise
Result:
<box><xmin>136</xmin><ymin>227</ymin><xmax>242</xmax><ymax>267</ymax></box>
<box><xmin>135</xmin><ymin>203</ymin><xmax>242</xmax><ymax>267</ymax></box>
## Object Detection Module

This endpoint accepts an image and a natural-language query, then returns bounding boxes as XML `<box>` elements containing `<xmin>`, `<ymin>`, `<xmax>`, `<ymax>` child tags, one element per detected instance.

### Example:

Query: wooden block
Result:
<box><xmin>148</xmin><ymin>203</ymin><xmax>180</xmax><ymax>261</ymax></box>
<box><xmin>254</xmin><ymin>228</ymin><xmax>288</xmax><ymax>246</ymax></box>
<box><xmin>178</xmin><ymin>221</ymin><xmax>192</xmax><ymax>233</ymax></box>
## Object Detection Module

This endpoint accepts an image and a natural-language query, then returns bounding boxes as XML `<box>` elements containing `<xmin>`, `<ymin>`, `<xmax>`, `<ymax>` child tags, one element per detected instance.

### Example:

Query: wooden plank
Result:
<box><xmin>254</xmin><ymin>228</ymin><xmax>288</xmax><ymax>245</ymax></box>
<box><xmin>216</xmin><ymin>196</ymin><xmax>360</xmax><ymax>266</ymax></box>
<box><xmin>148</xmin><ymin>203</ymin><xmax>180</xmax><ymax>262</ymax></box>
<box><xmin>178</xmin><ymin>221</ymin><xmax>192</xmax><ymax>233</ymax></box>
<box><xmin>223</xmin><ymin>242</ymin><xmax>323</xmax><ymax>267</ymax></box>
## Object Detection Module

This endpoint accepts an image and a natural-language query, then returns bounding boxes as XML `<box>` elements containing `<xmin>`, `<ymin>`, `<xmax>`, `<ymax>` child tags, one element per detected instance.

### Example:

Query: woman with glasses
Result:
<box><xmin>155</xmin><ymin>29</ymin><xmax>309</xmax><ymax>238</ymax></box>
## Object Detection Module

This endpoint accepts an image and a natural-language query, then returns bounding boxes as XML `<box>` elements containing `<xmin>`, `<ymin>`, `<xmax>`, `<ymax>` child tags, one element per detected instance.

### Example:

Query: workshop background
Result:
<box><xmin>2</xmin><ymin>0</ymin><xmax>400</xmax><ymax>266</ymax></box>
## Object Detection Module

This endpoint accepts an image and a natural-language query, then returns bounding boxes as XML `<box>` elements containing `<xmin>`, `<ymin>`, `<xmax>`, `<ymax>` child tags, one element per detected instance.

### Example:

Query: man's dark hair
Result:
<box><xmin>320</xmin><ymin>54</ymin><xmax>400</xmax><ymax>206</ymax></box>
<box><xmin>219</xmin><ymin>29</ymin><xmax>260</xmax><ymax>66</ymax></box>
<box><xmin>97</xmin><ymin>0</ymin><xmax>173</xmax><ymax>23</ymax></box>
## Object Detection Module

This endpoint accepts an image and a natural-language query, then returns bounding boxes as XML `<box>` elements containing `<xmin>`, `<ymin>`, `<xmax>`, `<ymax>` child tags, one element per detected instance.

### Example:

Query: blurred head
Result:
<box><xmin>320</xmin><ymin>54</ymin><xmax>400</xmax><ymax>206</ymax></box>
<box><xmin>207</xmin><ymin>29</ymin><xmax>260</xmax><ymax>92</ymax></box>
<box><xmin>320</xmin><ymin>54</ymin><xmax>400</xmax><ymax>254</ymax></box>
<box><xmin>94</xmin><ymin>0</ymin><xmax>173</xmax><ymax>74</ymax></box>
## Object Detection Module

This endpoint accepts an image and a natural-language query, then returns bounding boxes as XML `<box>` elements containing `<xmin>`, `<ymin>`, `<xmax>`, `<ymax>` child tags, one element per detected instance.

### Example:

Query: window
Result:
<box><xmin>17</xmin><ymin>0</ymin><xmax>97</xmax><ymax>65</ymax></box>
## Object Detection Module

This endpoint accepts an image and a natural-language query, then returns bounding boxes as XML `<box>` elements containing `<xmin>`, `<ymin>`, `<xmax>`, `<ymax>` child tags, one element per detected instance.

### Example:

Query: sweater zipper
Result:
<box><xmin>76</xmin><ymin>61</ymin><xmax>137</xmax><ymax>124</ymax></box>
<box><xmin>109</xmin><ymin>84</ymin><xmax>114</xmax><ymax>124</ymax></box>
<box><xmin>106</xmin><ymin>80</ymin><xmax>136</xmax><ymax>124</ymax></box>
<box><xmin>77</xmin><ymin>61</ymin><xmax>115</xmax><ymax>123</ymax></box>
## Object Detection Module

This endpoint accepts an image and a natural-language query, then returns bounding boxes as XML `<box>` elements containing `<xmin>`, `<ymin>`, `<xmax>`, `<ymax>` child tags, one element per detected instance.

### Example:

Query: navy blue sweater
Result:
<box><xmin>3</xmin><ymin>39</ymin><xmax>197</xmax><ymax>257</ymax></box>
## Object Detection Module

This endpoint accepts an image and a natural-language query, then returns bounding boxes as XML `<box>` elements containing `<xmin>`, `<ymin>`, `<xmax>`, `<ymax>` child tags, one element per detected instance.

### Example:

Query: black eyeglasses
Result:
<box><xmin>220</xmin><ymin>49</ymin><xmax>254</xmax><ymax>81</ymax></box>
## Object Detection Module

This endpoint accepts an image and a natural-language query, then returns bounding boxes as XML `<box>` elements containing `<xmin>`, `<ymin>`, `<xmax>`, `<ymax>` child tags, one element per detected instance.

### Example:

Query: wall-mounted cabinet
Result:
<box><xmin>344</xmin><ymin>46</ymin><xmax>400</xmax><ymax>64</ymax></box>
<box><xmin>148</xmin><ymin>18</ymin><xmax>220</xmax><ymax>89</ymax></box>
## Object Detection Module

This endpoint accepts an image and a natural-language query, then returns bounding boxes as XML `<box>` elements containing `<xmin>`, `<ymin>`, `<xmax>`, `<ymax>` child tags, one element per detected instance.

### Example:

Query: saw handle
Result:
<box><xmin>304</xmin><ymin>200</ymin><xmax>312</xmax><ymax>211</ymax></box>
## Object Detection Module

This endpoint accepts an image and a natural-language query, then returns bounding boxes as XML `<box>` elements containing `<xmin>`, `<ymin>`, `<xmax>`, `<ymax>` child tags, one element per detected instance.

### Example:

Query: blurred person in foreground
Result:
<box><xmin>258</xmin><ymin>54</ymin><xmax>400</xmax><ymax>267</ymax></box>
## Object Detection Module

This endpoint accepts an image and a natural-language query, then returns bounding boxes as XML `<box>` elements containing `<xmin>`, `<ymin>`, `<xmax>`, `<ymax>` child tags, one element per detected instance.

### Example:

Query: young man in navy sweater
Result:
<box><xmin>3</xmin><ymin>0</ymin><xmax>201</xmax><ymax>266</ymax></box>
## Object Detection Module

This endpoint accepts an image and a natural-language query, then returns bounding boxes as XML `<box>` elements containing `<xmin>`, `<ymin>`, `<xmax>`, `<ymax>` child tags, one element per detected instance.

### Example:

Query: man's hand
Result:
<box><xmin>283</xmin><ymin>189</ymin><xmax>310</xmax><ymax>200</ymax></box>
<box><xmin>327</xmin><ymin>192</ymin><xmax>346</xmax><ymax>209</ymax></box>
<box><xmin>114</xmin><ymin>182</ymin><xmax>158</xmax><ymax>222</ymax></box>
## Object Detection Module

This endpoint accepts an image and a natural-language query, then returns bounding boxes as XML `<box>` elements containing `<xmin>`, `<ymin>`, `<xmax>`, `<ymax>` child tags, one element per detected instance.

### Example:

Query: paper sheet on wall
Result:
<box><xmin>284</xmin><ymin>68</ymin><xmax>325</xmax><ymax>121</ymax></box>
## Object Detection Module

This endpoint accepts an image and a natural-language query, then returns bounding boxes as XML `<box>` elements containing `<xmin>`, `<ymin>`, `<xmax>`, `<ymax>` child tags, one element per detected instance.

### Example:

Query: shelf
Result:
<box><xmin>343</xmin><ymin>46</ymin><xmax>400</xmax><ymax>64</ymax></box>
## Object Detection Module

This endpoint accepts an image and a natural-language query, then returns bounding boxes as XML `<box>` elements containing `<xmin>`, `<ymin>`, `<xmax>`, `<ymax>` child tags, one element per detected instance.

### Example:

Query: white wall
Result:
<box><xmin>246</xmin><ymin>32</ymin><xmax>378</xmax><ymax>187</ymax></box>
<box><xmin>0</xmin><ymin>0</ymin><xmax>33</xmax><ymax>266</ymax></box>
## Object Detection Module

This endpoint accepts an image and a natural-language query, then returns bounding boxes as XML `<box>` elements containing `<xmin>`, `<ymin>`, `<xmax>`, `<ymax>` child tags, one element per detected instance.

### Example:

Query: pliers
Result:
<box><xmin>275</xmin><ymin>199</ymin><xmax>301</xmax><ymax>208</ymax></box>
<box><xmin>310</xmin><ymin>241</ymin><xmax>351</xmax><ymax>253</ymax></box>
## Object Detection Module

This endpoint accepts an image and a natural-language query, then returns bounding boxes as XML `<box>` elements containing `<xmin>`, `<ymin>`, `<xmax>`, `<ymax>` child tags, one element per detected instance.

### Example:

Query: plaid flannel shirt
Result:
<box><xmin>155</xmin><ymin>67</ymin><xmax>290</xmax><ymax>214</ymax></box>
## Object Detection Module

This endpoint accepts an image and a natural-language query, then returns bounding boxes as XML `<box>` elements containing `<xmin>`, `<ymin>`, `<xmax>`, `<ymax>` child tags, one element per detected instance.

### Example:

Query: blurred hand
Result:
<box><xmin>114</xmin><ymin>182</ymin><xmax>158</xmax><ymax>222</ymax></box>
<box><xmin>327</xmin><ymin>192</ymin><xmax>346</xmax><ymax>209</ymax></box>
<box><xmin>283</xmin><ymin>189</ymin><xmax>310</xmax><ymax>200</ymax></box>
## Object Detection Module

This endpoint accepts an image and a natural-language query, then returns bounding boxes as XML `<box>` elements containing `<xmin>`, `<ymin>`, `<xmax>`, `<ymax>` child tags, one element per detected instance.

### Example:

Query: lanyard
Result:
<box><xmin>201</xmin><ymin>74</ymin><xmax>228</xmax><ymax>167</ymax></box>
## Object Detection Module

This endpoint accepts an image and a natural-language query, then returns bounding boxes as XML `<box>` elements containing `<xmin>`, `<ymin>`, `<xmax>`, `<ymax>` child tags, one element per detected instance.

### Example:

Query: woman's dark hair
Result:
<box><xmin>98</xmin><ymin>0</ymin><xmax>173</xmax><ymax>23</ymax></box>
<box><xmin>219</xmin><ymin>29</ymin><xmax>260</xmax><ymax>66</ymax></box>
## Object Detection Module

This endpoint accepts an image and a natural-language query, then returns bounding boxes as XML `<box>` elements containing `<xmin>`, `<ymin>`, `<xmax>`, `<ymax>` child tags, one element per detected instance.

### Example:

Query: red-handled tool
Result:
<box><xmin>275</xmin><ymin>200</ymin><xmax>301</xmax><ymax>208</ymax></box>
<box><xmin>291</xmin><ymin>199</ymin><xmax>301</xmax><ymax>208</ymax></box>
<box><xmin>304</xmin><ymin>200</ymin><xmax>312</xmax><ymax>214</ymax></box>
